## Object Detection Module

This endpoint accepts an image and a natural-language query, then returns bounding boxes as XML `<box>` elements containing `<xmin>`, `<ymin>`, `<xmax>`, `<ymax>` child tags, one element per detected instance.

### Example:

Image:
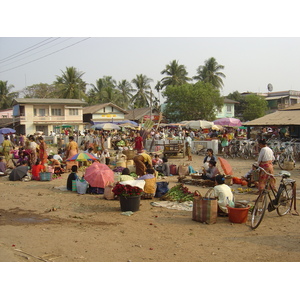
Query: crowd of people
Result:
<box><xmin>0</xmin><ymin>123</ymin><xmax>282</xmax><ymax>216</ymax></box>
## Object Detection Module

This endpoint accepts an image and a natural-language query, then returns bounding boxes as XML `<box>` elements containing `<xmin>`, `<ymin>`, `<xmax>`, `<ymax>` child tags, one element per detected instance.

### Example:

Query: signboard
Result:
<box><xmin>143</xmin><ymin>115</ymin><xmax>160</xmax><ymax>121</ymax></box>
<box><xmin>101</xmin><ymin>114</ymin><xmax>117</xmax><ymax>118</ymax></box>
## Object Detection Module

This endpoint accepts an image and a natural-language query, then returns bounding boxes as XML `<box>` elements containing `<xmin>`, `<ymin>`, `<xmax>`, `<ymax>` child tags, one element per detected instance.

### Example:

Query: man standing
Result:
<box><xmin>257</xmin><ymin>139</ymin><xmax>275</xmax><ymax>193</ymax></box>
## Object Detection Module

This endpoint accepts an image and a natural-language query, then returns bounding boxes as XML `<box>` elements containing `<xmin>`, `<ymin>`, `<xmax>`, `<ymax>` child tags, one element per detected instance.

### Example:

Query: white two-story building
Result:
<box><xmin>12</xmin><ymin>98</ymin><xmax>86</xmax><ymax>135</ymax></box>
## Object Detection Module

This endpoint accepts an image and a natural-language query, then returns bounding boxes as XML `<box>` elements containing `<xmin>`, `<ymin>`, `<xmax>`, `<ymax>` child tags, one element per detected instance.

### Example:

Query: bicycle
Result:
<box><xmin>251</xmin><ymin>166</ymin><xmax>297</xmax><ymax>229</ymax></box>
<box><xmin>277</xmin><ymin>142</ymin><xmax>296</xmax><ymax>170</ymax></box>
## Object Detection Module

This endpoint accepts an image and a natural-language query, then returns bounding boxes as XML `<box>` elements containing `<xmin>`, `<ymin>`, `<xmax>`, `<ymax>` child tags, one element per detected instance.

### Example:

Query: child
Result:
<box><xmin>213</xmin><ymin>174</ymin><xmax>234</xmax><ymax>216</ymax></box>
<box><xmin>120</xmin><ymin>168</ymin><xmax>135</xmax><ymax>181</ymax></box>
<box><xmin>67</xmin><ymin>165</ymin><xmax>78</xmax><ymax>191</ymax></box>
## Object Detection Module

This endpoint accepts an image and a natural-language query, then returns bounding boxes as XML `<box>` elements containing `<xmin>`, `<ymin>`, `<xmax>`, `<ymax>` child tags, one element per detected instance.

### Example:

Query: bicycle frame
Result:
<box><xmin>251</xmin><ymin>166</ymin><xmax>295</xmax><ymax>229</ymax></box>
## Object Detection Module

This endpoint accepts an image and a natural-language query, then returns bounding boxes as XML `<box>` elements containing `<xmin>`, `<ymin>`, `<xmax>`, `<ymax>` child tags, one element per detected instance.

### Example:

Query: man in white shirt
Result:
<box><xmin>257</xmin><ymin>139</ymin><xmax>275</xmax><ymax>192</ymax></box>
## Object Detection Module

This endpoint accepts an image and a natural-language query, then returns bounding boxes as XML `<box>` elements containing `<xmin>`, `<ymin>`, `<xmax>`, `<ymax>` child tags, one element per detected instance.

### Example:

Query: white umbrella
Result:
<box><xmin>91</xmin><ymin>123</ymin><xmax>121</xmax><ymax>131</ymax></box>
<box><xmin>185</xmin><ymin>120</ymin><xmax>213</xmax><ymax>129</ymax></box>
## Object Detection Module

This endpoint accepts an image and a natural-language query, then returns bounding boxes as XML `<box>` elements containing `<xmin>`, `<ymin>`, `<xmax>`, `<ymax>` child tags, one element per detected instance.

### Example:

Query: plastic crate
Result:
<box><xmin>40</xmin><ymin>172</ymin><xmax>52</xmax><ymax>181</ymax></box>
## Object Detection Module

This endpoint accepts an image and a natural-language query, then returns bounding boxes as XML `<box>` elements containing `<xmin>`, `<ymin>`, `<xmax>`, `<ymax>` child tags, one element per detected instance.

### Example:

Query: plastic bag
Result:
<box><xmin>76</xmin><ymin>177</ymin><xmax>88</xmax><ymax>194</ymax></box>
<box><xmin>155</xmin><ymin>181</ymin><xmax>169</xmax><ymax>198</ymax></box>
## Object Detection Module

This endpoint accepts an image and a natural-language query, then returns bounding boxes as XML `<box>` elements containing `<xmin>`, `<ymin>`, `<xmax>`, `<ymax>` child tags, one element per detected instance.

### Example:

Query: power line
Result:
<box><xmin>0</xmin><ymin>37</ymin><xmax>58</xmax><ymax>63</ymax></box>
<box><xmin>0</xmin><ymin>37</ymin><xmax>91</xmax><ymax>74</ymax></box>
<box><xmin>0</xmin><ymin>37</ymin><xmax>73</xmax><ymax>68</ymax></box>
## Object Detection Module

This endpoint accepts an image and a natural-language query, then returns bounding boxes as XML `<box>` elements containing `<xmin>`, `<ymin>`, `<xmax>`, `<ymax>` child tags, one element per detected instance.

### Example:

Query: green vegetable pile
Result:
<box><xmin>161</xmin><ymin>184</ymin><xmax>195</xmax><ymax>202</ymax></box>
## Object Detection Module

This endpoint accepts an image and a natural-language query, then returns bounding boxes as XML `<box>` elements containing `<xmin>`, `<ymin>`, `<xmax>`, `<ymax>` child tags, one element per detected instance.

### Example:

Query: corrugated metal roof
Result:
<box><xmin>245</xmin><ymin>110</ymin><xmax>300</xmax><ymax>126</ymax></box>
<box><xmin>13</xmin><ymin>98</ymin><xmax>86</xmax><ymax>105</ymax></box>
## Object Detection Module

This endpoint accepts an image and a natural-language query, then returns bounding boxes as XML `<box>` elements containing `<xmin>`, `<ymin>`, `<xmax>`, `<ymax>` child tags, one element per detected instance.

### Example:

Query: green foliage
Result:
<box><xmin>0</xmin><ymin>80</ymin><xmax>18</xmax><ymax>109</ymax></box>
<box><xmin>131</xmin><ymin>74</ymin><xmax>153</xmax><ymax>108</ymax></box>
<box><xmin>243</xmin><ymin>94</ymin><xmax>268</xmax><ymax>121</ymax></box>
<box><xmin>194</xmin><ymin>57</ymin><xmax>226</xmax><ymax>89</ymax></box>
<box><xmin>160</xmin><ymin>59</ymin><xmax>192</xmax><ymax>89</ymax></box>
<box><xmin>163</xmin><ymin>82</ymin><xmax>223</xmax><ymax>122</ymax></box>
<box><xmin>22</xmin><ymin>83</ymin><xmax>59</xmax><ymax>98</ymax></box>
<box><xmin>227</xmin><ymin>90</ymin><xmax>246</xmax><ymax>119</ymax></box>
<box><xmin>54</xmin><ymin>66</ymin><xmax>87</xmax><ymax>99</ymax></box>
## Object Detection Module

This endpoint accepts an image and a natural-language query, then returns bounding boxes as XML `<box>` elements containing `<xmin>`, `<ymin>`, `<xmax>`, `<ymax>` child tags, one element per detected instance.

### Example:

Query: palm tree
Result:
<box><xmin>54</xmin><ymin>66</ymin><xmax>87</xmax><ymax>99</ymax></box>
<box><xmin>0</xmin><ymin>80</ymin><xmax>18</xmax><ymax>109</ymax></box>
<box><xmin>116</xmin><ymin>79</ymin><xmax>134</xmax><ymax>109</ymax></box>
<box><xmin>155</xmin><ymin>80</ymin><xmax>162</xmax><ymax>103</ymax></box>
<box><xmin>90</xmin><ymin>76</ymin><xmax>117</xmax><ymax>104</ymax></box>
<box><xmin>131</xmin><ymin>74</ymin><xmax>153</xmax><ymax>108</ymax></box>
<box><xmin>193</xmin><ymin>57</ymin><xmax>226</xmax><ymax>89</ymax></box>
<box><xmin>160</xmin><ymin>59</ymin><xmax>191</xmax><ymax>88</ymax></box>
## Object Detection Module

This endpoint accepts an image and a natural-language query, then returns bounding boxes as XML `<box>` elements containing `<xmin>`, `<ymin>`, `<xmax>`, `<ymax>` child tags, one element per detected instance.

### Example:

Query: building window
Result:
<box><xmin>2</xmin><ymin>115</ymin><xmax>7</xmax><ymax>118</ymax></box>
<box><xmin>51</xmin><ymin>108</ymin><xmax>62</xmax><ymax>116</ymax></box>
<box><xmin>34</xmin><ymin>108</ymin><xmax>37</xmax><ymax>116</ymax></box>
<box><xmin>39</xmin><ymin>109</ymin><xmax>46</xmax><ymax>116</ymax></box>
<box><xmin>226</xmin><ymin>105</ymin><xmax>232</xmax><ymax>112</ymax></box>
<box><xmin>69</xmin><ymin>108</ymin><xmax>78</xmax><ymax>116</ymax></box>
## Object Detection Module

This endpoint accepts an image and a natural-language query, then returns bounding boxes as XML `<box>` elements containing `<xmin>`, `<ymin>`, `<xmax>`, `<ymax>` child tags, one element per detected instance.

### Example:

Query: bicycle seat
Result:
<box><xmin>278</xmin><ymin>170</ymin><xmax>291</xmax><ymax>178</ymax></box>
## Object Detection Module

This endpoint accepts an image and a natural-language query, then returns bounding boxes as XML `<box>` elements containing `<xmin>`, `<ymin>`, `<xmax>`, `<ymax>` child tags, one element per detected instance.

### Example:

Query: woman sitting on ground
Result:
<box><xmin>137</xmin><ymin>168</ymin><xmax>157</xmax><ymax>199</ymax></box>
<box><xmin>47</xmin><ymin>155</ymin><xmax>63</xmax><ymax>176</ymax></box>
<box><xmin>31</xmin><ymin>158</ymin><xmax>46</xmax><ymax>180</ymax></box>
<box><xmin>67</xmin><ymin>165</ymin><xmax>79</xmax><ymax>191</ymax></box>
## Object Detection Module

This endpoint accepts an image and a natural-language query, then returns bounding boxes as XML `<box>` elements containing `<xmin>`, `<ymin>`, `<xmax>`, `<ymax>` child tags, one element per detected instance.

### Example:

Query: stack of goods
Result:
<box><xmin>160</xmin><ymin>184</ymin><xmax>194</xmax><ymax>202</ymax></box>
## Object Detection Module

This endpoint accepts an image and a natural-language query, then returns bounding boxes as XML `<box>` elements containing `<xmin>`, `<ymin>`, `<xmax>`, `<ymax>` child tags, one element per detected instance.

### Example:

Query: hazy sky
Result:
<box><xmin>1</xmin><ymin>37</ymin><xmax>300</xmax><ymax>99</ymax></box>
<box><xmin>1</xmin><ymin>1</ymin><xmax>299</xmax><ymax>102</ymax></box>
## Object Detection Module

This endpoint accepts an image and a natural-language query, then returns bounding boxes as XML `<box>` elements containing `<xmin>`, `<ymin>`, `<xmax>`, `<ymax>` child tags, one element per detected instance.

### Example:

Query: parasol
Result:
<box><xmin>213</xmin><ymin>118</ymin><xmax>242</xmax><ymax>127</ymax></box>
<box><xmin>9</xmin><ymin>166</ymin><xmax>28</xmax><ymax>181</ymax></box>
<box><xmin>185</xmin><ymin>120</ymin><xmax>213</xmax><ymax>129</ymax></box>
<box><xmin>218</xmin><ymin>157</ymin><xmax>233</xmax><ymax>175</ymax></box>
<box><xmin>84</xmin><ymin>161</ymin><xmax>115</xmax><ymax>188</ymax></box>
<box><xmin>66</xmin><ymin>152</ymin><xmax>98</xmax><ymax>162</ymax></box>
<box><xmin>91</xmin><ymin>123</ymin><xmax>120</xmax><ymax>131</ymax></box>
<box><xmin>212</xmin><ymin>124</ymin><xmax>223</xmax><ymax>130</ymax></box>
<box><xmin>0</xmin><ymin>127</ymin><xmax>16</xmax><ymax>135</ymax></box>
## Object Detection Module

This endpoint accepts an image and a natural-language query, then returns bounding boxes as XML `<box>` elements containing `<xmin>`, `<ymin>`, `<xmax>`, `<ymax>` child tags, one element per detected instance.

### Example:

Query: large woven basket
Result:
<box><xmin>122</xmin><ymin>150</ymin><xmax>135</xmax><ymax>160</ymax></box>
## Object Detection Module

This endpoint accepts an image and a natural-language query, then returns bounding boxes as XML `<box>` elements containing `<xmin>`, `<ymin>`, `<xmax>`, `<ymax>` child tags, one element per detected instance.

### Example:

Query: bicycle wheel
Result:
<box><xmin>278</xmin><ymin>153</ymin><xmax>286</xmax><ymax>170</ymax></box>
<box><xmin>251</xmin><ymin>193</ymin><xmax>268</xmax><ymax>229</ymax></box>
<box><xmin>276</xmin><ymin>183</ymin><xmax>293</xmax><ymax>216</ymax></box>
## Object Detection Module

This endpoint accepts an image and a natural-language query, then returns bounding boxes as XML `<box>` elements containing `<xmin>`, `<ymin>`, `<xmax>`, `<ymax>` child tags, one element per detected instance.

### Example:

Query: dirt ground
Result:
<box><xmin>1</xmin><ymin>152</ymin><xmax>300</xmax><ymax>262</ymax></box>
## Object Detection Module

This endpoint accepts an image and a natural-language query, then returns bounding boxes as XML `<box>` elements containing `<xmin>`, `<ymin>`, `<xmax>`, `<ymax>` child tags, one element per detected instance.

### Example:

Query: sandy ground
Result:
<box><xmin>1</xmin><ymin>151</ymin><xmax>300</xmax><ymax>262</ymax></box>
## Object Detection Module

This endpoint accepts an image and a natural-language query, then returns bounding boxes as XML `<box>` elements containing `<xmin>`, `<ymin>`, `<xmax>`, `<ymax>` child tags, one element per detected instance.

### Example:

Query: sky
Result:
<box><xmin>2</xmin><ymin>36</ymin><xmax>300</xmax><ymax>99</ymax></box>
<box><xmin>1</xmin><ymin>1</ymin><xmax>300</xmax><ymax>101</ymax></box>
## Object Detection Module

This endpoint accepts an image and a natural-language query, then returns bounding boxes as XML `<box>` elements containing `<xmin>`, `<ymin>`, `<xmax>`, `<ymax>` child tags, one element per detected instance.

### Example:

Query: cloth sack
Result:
<box><xmin>76</xmin><ymin>178</ymin><xmax>88</xmax><ymax>194</ymax></box>
<box><xmin>178</xmin><ymin>164</ymin><xmax>189</xmax><ymax>176</ymax></box>
<box><xmin>104</xmin><ymin>185</ymin><xmax>115</xmax><ymax>200</ymax></box>
<box><xmin>155</xmin><ymin>181</ymin><xmax>169</xmax><ymax>198</ymax></box>
<box><xmin>72</xmin><ymin>180</ymin><xmax>77</xmax><ymax>192</ymax></box>
<box><xmin>170</xmin><ymin>164</ymin><xmax>177</xmax><ymax>175</ymax></box>
<box><xmin>192</xmin><ymin>191</ymin><xmax>218</xmax><ymax>224</ymax></box>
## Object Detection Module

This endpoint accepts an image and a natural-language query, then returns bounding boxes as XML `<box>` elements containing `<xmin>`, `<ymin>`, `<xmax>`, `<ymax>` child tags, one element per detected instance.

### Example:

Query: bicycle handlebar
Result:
<box><xmin>255</xmin><ymin>166</ymin><xmax>290</xmax><ymax>178</ymax></box>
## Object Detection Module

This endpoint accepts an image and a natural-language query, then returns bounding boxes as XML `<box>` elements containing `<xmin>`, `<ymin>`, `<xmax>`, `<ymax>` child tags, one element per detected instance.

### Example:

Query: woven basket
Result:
<box><xmin>122</xmin><ymin>150</ymin><xmax>135</xmax><ymax>160</ymax></box>
<box><xmin>40</xmin><ymin>172</ymin><xmax>52</xmax><ymax>181</ymax></box>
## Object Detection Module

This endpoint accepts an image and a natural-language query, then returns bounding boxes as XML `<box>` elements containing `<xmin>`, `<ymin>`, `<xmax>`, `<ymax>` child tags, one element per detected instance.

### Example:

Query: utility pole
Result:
<box><xmin>150</xmin><ymin>89</ymin><xmax>153</xmax><ymax>121</ymax></box>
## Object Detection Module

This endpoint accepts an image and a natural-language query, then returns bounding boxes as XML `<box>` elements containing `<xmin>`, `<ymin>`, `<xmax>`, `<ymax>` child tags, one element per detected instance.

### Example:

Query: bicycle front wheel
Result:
<box><xmin>251</xmin><ymin>193</ymin><xmax>268</xmax><ymax>229</ymax></box>
<box><xmin>276</xmin><ymin>183</ymin><xmax>293</xmax><ymax>216</ymax></box>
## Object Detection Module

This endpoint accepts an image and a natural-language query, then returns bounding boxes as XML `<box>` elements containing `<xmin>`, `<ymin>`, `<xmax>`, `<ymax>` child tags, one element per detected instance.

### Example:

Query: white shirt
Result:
<box><xmin>214</xmin><ymin>184</ymin><xmax>234</xmax><ymax>213</ymax></box>
<box><xmin>257</xmin><ymin>146</ymin><xmax>275</xmax><ymax>163</ymax></box>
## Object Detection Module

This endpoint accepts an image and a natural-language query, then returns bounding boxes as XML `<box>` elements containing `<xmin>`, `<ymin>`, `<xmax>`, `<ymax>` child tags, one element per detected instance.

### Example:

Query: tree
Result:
<box><xmin>163</xmin><ymin>82</ymin><xmax>223</xmax><ymax>122</ymax></box>
<box><xmin>227</xmin><ymin>90</ymin><xmax>246</xmax><ymax>119</ymax></box>
<box><xmin>194</xmin><ymin>57</ymin><xmax>226</xmax><ymax>89</ymax></box>
<box><xmin>160</xmin><ymin>59</ymin><xmax>191</xmax><ymax>89</ymax></box>
<box><xmin>131</xmin><ymin>74</ymin><xmax>153</xmax><ymax>108</ymax></box>
<box><xmin>0</xmin><ymin>80</ymin><xmax>18</xmax><ymax>109</ymax></box>
<box><xmin>243</xmin><ymin>94</ymin><xmax>268</xmax><ymax>121</ymax></box>
<box><xmin>116</xmin><ymin>79</ymin><xmax>134</xmax><ymax>109</ymax></box>
<box><xmin>54</xmin><ymin>66</ymin><xmax>87</xmax><ymax>99</ymax></box>
<box><xmin>22</xmin><ymin>83</ymin><xmax>59</xmax><ymax>98</ymax></box>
